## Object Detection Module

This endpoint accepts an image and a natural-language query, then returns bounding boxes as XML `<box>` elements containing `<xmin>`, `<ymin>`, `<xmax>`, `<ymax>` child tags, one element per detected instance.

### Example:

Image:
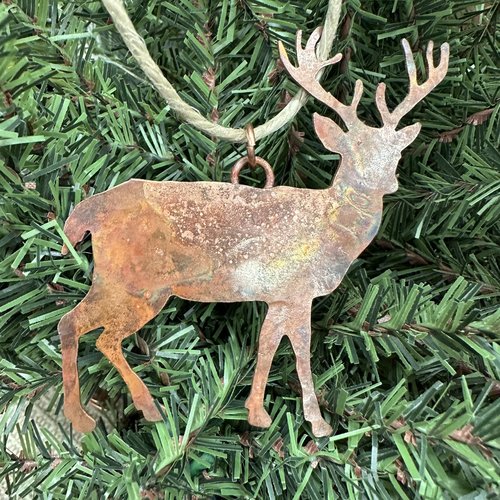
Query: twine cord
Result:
<box><xmin>101</xmin><ymin>0</ymin><xmax>343</xmax><ymax>143</ymax></box>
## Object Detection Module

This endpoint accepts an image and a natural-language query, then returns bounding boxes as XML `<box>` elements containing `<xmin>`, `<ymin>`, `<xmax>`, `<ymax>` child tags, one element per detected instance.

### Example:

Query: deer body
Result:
<box><xmin>70</xmin><ymin>178</ymin><xmax>381</xmax><ymax>303</ymax></box>
<box><xmin>58</xmin><ymin>30</ymin><xmax>448</xmax><ymax>436</ymax></box>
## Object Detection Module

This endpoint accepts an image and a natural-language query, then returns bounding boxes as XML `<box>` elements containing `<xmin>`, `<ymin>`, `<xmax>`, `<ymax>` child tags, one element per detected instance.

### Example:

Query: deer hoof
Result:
<box><xmin>66</xmin><ymin>408</ymin><xmax>96</xmax><ymax>433</ymax></box>
<box><xmin>310</xmin><ymin>418</ymin><xmax>333</xmax><ymax>437</ymax></box>
<box><xmin>134</xmin><ymin>398</ymin><xmax>162</xmax><ymax>422</ymax></box>
<box><xmin>141</xmin><ymin>405</ymin><xmax>162</xmax><ymax>422</ymax></box>
<box><xmin>247</xmin><ymin>407</ymin><xmax>272</xmax><ymax>428</ymax></box>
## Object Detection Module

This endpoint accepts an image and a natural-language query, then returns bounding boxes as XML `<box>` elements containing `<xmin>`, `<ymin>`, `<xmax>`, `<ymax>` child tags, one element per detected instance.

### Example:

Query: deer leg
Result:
<box><xmin>58</xmin><ymin>288</ymin><xmax>104</xmax><ymax>433</ymax></box>
<box><xmin>245</xmin><ymin>303</ymin><xmax>287</xmax><ymax>428</ymax></box>
<box><xmin>95</xmin><ymin>292</ymin><xmax>171</xmax><ymax>423</ymax></box>
<box><xmin>96</xmin><ymin>331</ymin><xmax>161</xmax><ymax>422</ymax></box>
<box><xmin>288</xmin><ymin>304</ymin><xmax>333</xmax><ymax>437</ymax></box>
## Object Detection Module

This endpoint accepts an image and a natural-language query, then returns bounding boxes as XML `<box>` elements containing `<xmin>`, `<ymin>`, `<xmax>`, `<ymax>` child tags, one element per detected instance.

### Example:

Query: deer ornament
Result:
<box><xmin>58</xmin><ymin>29</ymin><xmax>449</xmax><ymax>436</ymax></box>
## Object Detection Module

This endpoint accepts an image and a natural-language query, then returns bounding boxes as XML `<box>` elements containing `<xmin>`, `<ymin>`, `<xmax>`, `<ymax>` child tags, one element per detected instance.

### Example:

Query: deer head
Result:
<box><xmin>279</xmin><ymin>29</ymin><xmax>449</xmax><ymax>193</ymax></box>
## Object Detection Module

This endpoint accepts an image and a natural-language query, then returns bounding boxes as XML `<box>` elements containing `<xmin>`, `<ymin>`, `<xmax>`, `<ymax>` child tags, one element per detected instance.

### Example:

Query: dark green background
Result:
<box><xmin>0</xmin><ymin>0</ymin><xmax>499</xmax><ymax>498</ymax></box>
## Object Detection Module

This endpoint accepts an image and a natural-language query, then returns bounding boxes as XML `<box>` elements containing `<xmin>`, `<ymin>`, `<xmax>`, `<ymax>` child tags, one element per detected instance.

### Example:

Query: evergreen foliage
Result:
<box><xmin>1</xmin><ymin>0</ymin><xmax>499</xmax><ymax>498</ymax></box>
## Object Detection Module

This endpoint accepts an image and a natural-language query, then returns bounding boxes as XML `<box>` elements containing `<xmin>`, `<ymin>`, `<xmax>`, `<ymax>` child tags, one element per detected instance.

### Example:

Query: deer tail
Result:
<box><xmin>61</xmin><ymin>199</ymin><xmax>95</xmax><ymax>255</ymax></box>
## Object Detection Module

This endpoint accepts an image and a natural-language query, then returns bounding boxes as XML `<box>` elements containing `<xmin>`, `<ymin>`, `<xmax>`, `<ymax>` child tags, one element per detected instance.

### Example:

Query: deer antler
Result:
<box><xmin>278</xmin><ymin>28</ymin><xmax>363</xmax><ymax>129</ymax></box>
<box><xmin>376</xmin><ymin>39</ymin><xmax>450</xmax><ymax>128</ymax></box>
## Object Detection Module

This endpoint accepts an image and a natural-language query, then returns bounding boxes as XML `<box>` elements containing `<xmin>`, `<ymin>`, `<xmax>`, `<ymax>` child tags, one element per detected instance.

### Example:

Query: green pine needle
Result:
<box><xmin>1</xmin><ymin>0</ymin><xmax>499</xmax><ymax>498</ymax></box>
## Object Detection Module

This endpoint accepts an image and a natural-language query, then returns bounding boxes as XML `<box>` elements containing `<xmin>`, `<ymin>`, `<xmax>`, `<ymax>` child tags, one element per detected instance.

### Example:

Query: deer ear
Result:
<box><xmin>313</xmin><ymin>113</ymin><xmax>346</xmax><ymax>152</ymax></box>
<box><xmin>398</xmin><ymin>122</ymin><xmax>422</xmax><ymax>149</ymax></box>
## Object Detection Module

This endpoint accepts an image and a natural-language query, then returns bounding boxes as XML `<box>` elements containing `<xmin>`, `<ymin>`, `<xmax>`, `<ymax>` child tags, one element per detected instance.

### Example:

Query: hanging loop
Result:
<box><xmin>245</xmin><ymin>124</ymin><xmax>256</xmax><ymax>168</ymax></box>
<box><xmin>231</xmin><ymin>123</ymin><xmax>274</xmax><ymax>188</ymax></box>
<box><xmin>231</xmin><ymin>157</ymin><xmax>275</xmax><ymax>189</ymax></box>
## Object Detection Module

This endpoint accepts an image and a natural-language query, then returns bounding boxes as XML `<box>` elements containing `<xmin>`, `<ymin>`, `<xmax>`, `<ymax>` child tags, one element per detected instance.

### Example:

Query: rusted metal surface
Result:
<box><xmin>58</xmin><ymin>30</ymin><xmax>448</xmax><ymax>437</ymax></box>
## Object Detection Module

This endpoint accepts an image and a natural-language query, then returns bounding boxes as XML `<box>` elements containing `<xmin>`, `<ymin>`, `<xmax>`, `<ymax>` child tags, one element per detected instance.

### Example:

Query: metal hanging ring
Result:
<box><xmin>231</xmin><ymin>156</ymin><xmax>275</xmax><ymax>189</ymax></box>
<box><xmin>245</xmin><ymin>124</ymin><xmax>256</xmax><ymax>168</ymax></box>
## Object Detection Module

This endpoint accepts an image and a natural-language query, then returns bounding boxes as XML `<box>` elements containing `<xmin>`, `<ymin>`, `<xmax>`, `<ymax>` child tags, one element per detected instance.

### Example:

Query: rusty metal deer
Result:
<box><xmin>58</xmin><ymin>29</ymin><xmax>449</xmax><ymax>436</ymax></box>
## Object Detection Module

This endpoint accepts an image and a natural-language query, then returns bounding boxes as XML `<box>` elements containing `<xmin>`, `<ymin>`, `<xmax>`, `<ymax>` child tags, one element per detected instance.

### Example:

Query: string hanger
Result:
<box><xmin>101</xmin><ymin>0</ymin><xmax>343</xmax><ymax>143</ymax></box>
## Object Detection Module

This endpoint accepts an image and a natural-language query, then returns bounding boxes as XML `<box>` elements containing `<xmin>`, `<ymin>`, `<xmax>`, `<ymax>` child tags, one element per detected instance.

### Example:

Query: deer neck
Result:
<box><xmin>327</xmin><ymin>157</ymin><xmax>386</xmax><ymax>207</ymax></box>
<box><xmin>319</xmin><ymin>157</ymin><xmax>386</xmax><ymax>249</ymax></box>
<box><xmin>310</xmin><ymin>159</ymin><xmax>384</xmax><ymax>263</ymax></box>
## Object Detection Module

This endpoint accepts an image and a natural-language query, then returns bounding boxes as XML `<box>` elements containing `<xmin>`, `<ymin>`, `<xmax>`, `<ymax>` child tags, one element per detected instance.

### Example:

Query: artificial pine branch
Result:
<box><xmin>0</xmin><ymin>0</ymin><xmax>499</xmax><ymax>498</ymax></box>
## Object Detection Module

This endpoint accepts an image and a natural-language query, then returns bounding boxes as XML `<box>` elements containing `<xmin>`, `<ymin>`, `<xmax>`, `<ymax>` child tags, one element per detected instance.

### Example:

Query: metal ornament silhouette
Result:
<box><xmin>58</xmin><ymin>29</ymin><xmax>449</xmax><ymax>437</ymax></box>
